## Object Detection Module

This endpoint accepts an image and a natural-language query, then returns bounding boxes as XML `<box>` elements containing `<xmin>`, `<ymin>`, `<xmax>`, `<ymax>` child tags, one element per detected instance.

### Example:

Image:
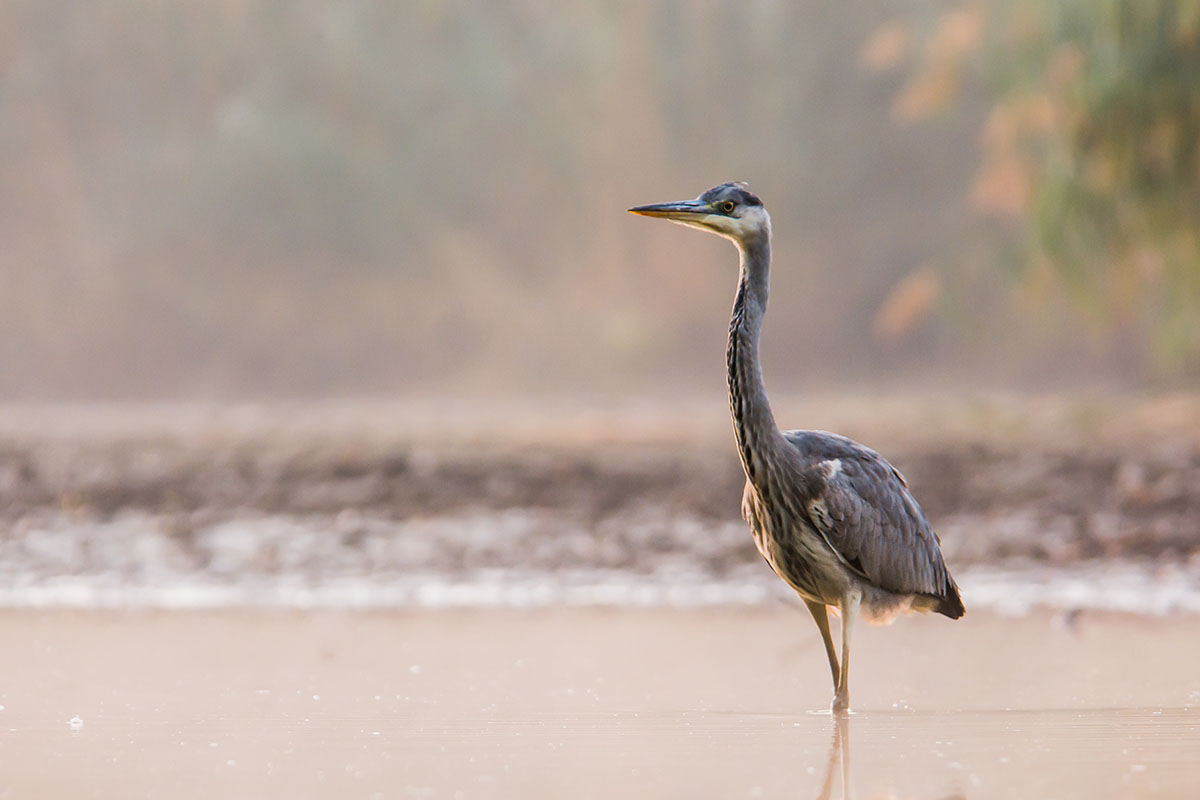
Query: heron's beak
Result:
<box><xmin>628</xmin><ymin>200</ymin><xmax>710</xmax><ymax>221</ymax></box>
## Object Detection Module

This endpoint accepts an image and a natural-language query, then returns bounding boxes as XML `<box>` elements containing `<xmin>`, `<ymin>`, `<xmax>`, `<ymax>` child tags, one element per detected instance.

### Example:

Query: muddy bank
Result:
<box><xmin>0</xmin><ymin>407</ymin><xmax>1197</xmax><ymax>575</ymax></box>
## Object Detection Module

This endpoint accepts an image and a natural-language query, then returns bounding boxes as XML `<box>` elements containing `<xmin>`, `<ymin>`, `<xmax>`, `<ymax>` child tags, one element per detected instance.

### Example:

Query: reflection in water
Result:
<box><xmin>813</xmin><ymin>715</ymin><xmax>974</xmax><ymax>800</ymax></box>
<box><xmin>1</xmin><ymin>705</ymin><xmax>1197</xmax><ymax>798</ymax></box>
<box><xmin>2</xmin><ymin>609</ymin><xmax>1197</xmax><ymax>798</ymax></box>
<box><xmin>815</xmin><ymin>715</ymin><xmax>851</xmax><ymax>800</ymax></box>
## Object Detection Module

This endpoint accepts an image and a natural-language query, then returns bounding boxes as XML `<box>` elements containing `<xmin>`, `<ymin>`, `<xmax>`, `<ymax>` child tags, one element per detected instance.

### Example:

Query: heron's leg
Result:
<box><xmin>832</xmin><ymin>592</ymin><xmax>861</xmax><ymax>714</ymax></box>
<box><xmin>805</xmin><ymin>599</ymin><xmax>840</xmax><ymax>690</ymax></box>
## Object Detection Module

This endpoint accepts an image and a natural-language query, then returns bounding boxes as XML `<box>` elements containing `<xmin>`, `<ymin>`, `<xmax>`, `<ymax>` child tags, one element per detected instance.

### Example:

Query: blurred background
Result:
<box><xmin>4</xmin><ymin>0</ymin><xmax>1198</xmax><ymax>402</ymax></box>
<box><xmin>0</xmin><ymin>0</ymin><xmax>1198</xmax><ymax>610</ymax></box>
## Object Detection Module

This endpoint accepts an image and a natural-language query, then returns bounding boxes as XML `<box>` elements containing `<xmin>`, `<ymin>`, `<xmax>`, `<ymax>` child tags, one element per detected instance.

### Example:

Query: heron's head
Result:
<box><xmin>629</xmin><ymin>182</ymin><xmax>770</xmax><ymax>248</ymax></box>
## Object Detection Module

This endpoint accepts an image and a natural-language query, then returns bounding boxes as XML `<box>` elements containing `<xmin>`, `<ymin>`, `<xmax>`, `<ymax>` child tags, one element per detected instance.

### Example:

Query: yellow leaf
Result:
<box><xmin>873</xmin><ymin>267</ymin><xmax>942</xmax><ymax>342</ymax></box>
<box><xmin>1047</xmin><ymin>44</ymin><xmax>1084</xmax><ymax>89</ymax></box>
<box><xmin>860</xmin><ymin>21</ymin><xmax>910</xmax><ymax>73</ymax></box>
<box><xmin>929</xmin><ymin>5</ymin><xmax>985</xmax><ymax>62</ymax></box>
<box><xmin>892</xmin><ymin>65</ymin><xmax>959</xmax><ymax>122</ymax></box>
<box><xmin>970</xmin><ymin>156</ymin><xmax>1031</xmax><ymax>215</ymax></box>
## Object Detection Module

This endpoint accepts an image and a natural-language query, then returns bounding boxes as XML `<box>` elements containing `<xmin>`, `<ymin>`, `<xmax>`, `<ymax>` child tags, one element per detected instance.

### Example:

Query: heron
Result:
<box><xmin>630</xmin><ymin>183</ymin><xmax>964</xmax><ymax>713</ymax></box>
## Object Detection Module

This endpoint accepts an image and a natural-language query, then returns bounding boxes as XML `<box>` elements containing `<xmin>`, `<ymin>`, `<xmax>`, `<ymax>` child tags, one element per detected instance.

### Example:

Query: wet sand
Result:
<box><xmin>1</xmin><ymin>607</ymin><xmax>1197</xmax><ymax>798</ymax></box>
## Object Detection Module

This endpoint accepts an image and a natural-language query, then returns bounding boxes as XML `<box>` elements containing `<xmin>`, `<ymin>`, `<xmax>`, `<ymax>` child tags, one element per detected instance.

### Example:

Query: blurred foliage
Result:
<box><xmin>891</xmin><ymin>1</ymin><xmax>1200</xmax><ymax>375</ymax></box>
<box><xmin>6</xmin><ymin>0</ymin><xmax>1187</xmax><ymax>399</ymax></box>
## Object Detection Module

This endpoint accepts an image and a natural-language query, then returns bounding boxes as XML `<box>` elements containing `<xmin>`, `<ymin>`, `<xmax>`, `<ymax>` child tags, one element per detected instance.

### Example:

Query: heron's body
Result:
<box><xmin>739</xmin><ymin>430</ymin><xmax>961</xmax><ymax>620</ymax></box>
<box><xmin>631</xmin><ymin>182</ymin><xmax>963</xmax><ymax>712</ymax></box>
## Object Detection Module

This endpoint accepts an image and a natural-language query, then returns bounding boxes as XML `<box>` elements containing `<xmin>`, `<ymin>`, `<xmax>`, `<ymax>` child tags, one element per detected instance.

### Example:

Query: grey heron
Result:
<box><xmin>630</xmin><ymin>183</ymin><xmax>964</xmax><ymax>713</ymax></box>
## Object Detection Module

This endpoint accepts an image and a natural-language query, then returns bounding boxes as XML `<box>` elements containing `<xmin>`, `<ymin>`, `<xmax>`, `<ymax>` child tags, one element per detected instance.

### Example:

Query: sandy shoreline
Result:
<box><xmin>1</xmin><ymin>607</ymin><xmax>1198</xmax><ymax>798</ymax></box>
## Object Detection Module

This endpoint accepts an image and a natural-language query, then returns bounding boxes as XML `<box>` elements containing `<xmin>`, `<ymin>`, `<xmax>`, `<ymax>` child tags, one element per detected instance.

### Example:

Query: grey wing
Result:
<box><xmin>783</xmin><ymin>430</ymin><xmax>957</xmax><ymax>601</ymax></box>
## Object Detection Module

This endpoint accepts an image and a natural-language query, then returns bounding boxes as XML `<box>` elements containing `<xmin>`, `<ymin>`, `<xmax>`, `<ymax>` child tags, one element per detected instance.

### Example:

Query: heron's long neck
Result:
<box><xmin>727</xmin><ymin>232</ymin><xmax>785</xmax><ymax>484</ymax></box>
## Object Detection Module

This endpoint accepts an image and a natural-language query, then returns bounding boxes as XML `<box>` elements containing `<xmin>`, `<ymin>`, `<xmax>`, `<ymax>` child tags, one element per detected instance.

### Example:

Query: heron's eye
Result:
<box><xmin>721</xmin><ymin>201</ymin><xmax>736</xmax><ymax>214</ymax></box>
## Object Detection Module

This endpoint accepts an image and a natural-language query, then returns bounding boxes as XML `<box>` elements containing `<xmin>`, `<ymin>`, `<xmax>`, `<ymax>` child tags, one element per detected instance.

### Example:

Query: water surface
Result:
<box><xmin>2</xmin><ymin>607</ymin><xmax>1198</xmax><ymax>798</ymax></box>
<box><xmin>4</xmin><ymin>705</ymin><xmax>1196</xmax><ymax>798</ymax></box>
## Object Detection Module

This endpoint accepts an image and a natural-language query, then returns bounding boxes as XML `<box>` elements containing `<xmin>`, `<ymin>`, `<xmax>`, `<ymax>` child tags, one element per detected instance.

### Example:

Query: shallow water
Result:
<box><xmin>3</xmin><ymin>562</ymin><xmax>1200</xmax><ymax>616</ymax></box>
<box><xmin>4</xmin><ymin>705</ymin><xmax>1197</xmax><ymax>798</ymax></box>
<box><xmin>4</xmin><ymin>512</ymin><xmax>1199</xmax><ymax>615</ymax></box>
<box><xmin>2</xmin><ymin>608</ymin><xmax>1199</xmax><ymax>798</ymax></box>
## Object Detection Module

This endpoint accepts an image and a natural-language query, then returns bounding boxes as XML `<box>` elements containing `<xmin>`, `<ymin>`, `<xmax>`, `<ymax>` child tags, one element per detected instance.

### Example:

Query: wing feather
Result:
<box><xmin>783</xmin><ymin>430</ymin><xmax>957</xmax><ymax>601</ymax></box>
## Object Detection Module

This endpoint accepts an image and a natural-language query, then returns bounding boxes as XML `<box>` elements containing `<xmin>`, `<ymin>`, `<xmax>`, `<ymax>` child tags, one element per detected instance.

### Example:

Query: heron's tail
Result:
<box><xmin>935</xmin><ymin>576</ymin><xmax>965</xmax><ymax>619</ymax></box>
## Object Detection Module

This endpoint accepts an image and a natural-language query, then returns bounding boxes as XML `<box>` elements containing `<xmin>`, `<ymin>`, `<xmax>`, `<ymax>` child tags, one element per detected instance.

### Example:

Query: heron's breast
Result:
<box><xmin>743</xmin><ymin>483</ymin><xmax>844</xmax><ymax>603</ymax></box>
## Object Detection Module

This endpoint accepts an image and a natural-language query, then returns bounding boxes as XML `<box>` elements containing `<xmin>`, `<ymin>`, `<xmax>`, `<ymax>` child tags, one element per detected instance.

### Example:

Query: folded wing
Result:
<box><xmin>784</xmin><ymin>430</ymin><xmax>963</xmax><ymax>617</ymax></box>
